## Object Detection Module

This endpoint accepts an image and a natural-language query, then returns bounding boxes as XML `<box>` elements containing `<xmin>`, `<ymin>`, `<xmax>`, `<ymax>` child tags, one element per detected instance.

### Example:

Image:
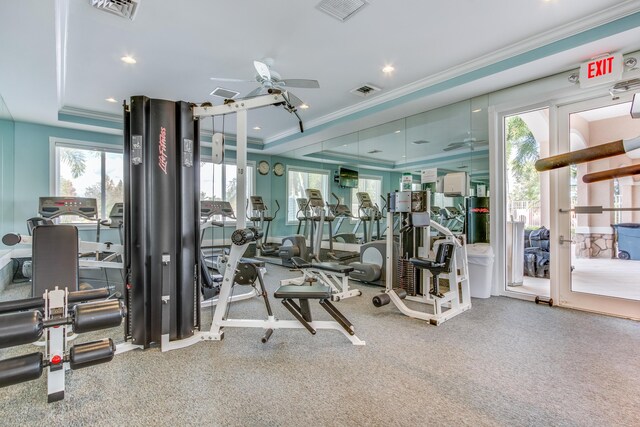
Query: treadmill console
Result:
<box><xmin>356</xmin><ymin>192</ymin><xmax>373</xmax><ymax>208</ymax></box>
<box><xmin>39</xmin><ymin>197</ymin><xmax>98</xmax><ymax>219</ymax></box>
<box><xmin>305</xmin><ymin>189</ymin><xmax>325</xmax><ymax>207</ymax></box>
<box><xmin>201</xmin><ymin>200</ymin><xmax>236</xmax><ymax>219</ymax></box>
<box><xmin>108</xmin><ymin>203</ymin><xmax>124</xmax><ymax>227</ymax></box>
<box><xmin>250</xmin><ymin>196</ymin><xmax>266</xmax><ymax>211</ymax></box>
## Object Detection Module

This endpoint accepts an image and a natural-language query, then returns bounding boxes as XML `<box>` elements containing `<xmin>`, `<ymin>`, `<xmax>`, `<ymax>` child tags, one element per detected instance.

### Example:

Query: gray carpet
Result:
<box><xmin>0</xmin><ymin>265</ymin><xmax>639</xmax><ymax>427</ymax></box>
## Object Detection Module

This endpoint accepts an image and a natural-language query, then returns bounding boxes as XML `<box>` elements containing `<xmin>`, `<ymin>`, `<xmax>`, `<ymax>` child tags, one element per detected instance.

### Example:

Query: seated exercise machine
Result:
<box><xmin>0</xmin><ymin>224</ymin><xmax>124</xmax><ymax>402</ymax></box>
<box><xmin>248</xmin><ymin>195</ymin><xmax>281</xmax><ymax>256</ymax></box>
<box><xmin>372</xmin><ymin>190</ymin><xmax>471</xmax><ymax>325</ymax></box>
<box><xmin>121</xmin><ymin>94</ymin><xmax>363</xmax><ymax>351</ymax></box>
<box><xmin>210</xmin><ymin>227</ymin><xmax>364</xmax><ymax>344</ymax></box>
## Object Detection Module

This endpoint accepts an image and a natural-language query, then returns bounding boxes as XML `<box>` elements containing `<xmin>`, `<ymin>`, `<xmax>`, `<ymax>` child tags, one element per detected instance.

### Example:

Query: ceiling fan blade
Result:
<box><xmin>210</xmin><ymin>77</ymin><xmax>253</xmax><ymax>83</ymax></box>
<box><xmin>279</xmin><ymin>79</ymin><xmax>320</xmax><ymax>89</ymax></box>
<box><xmin>284</xmin><ymin>91</ymin><xmax>305</xmax><ymax>107</ymax></box>
<box><xmin>253</xmin><ymin>60</ymin><xmax>271</xmax><ymax>81</ymax></box>
<box><xmin>244</xmin><ymin>87</ymin><xmax>264</xmax><ymax>98</ymax></box>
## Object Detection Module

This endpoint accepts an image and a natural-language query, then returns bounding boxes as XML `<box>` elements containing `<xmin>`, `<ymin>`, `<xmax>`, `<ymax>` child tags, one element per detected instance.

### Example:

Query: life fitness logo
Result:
<box><xmin>471</xmin><ymin>207</ymin><xmax>489</xmax><ymax>214</ymax></box>
<box><xmin>158</xmin><ymin>127</ymin><xmax>168</xmax><ymax>175</ymax></box>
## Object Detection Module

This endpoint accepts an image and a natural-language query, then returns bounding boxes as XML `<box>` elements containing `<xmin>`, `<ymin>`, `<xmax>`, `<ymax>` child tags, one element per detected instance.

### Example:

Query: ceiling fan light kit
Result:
<box><xmin>210</xmin><ymin>58</ymin><xmax>319</xmax><ymax>108</ymax></box>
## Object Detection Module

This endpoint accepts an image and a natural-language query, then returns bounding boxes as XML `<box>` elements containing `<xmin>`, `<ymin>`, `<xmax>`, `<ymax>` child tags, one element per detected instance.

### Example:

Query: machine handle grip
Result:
<box><xmin>535</xmin><ymin>140</ymin><xmax>624</xmax><ymax>172</ymax></box>
<box><xmin>535</xmin><ymin>136</ymin><xmax>640</xmax><ymax>172</ymax></box>
<box><xmin>582</xmin><ymin>163</ymin><xmax>640</xmax><ymax>183</ymax></box>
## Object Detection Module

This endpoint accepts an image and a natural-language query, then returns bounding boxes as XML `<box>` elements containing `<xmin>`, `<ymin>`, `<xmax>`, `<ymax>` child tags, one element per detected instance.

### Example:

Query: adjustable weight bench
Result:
<box><xmin>280</xmin><ymin>257</ymin><xmax>362</xmax><ymax>301</ymax></box>
<box><xmin>274</xmin><ymin>284</ymin><xmax>355</xmax><ymax>337</ymax></box>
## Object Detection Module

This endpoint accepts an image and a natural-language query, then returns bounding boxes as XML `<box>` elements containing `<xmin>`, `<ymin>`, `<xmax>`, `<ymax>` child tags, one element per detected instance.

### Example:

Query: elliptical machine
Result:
<box><xmin>248</xmin><ymin>195</ymin><xmax>281</xmax><ymax>256</ymax></box>
<box><xmin>327</xmin><ymin>192</ymin><xmax>358</xmax><ymax>244</ymax></box>
<box><xmin>353</xmin><ymin>192</ymin><xmax>382</xmax><ymax>243</ymax></box>
<box><xmin>279</xmin><ymin>197</ymin><xmax>311</xmax><ymax>267</ymax></box>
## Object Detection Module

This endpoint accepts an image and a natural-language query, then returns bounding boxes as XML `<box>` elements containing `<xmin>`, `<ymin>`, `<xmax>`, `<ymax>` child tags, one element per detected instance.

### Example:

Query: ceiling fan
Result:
<box><xmin>210</xmin><ymin>58</ymin><xmax>320</xmax><ymax>107</ymax></box>
<box><xmin>443</xmin><ymin>137</ymin><xmax>488</xmax><ymax>152</ymax></box>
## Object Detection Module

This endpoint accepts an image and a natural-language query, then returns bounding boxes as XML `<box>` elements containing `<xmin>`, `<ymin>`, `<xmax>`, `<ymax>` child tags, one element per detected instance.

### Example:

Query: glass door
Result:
<box><xmin>556</xmin><ymin>95</ymin><xmax>640</xmax><ymax>319</ymax></box>
<box><xmin>503</xmin><ymin>108</ymin><xmax>551</xmax><ymax>299</ymax></box>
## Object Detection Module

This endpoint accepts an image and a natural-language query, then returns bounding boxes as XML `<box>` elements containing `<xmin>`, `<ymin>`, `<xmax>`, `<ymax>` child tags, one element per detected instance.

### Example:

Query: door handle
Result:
<box><xmin>559</xmin><ymin>235</ymin><xmax>574</xmax><ymax>245</ymax></box>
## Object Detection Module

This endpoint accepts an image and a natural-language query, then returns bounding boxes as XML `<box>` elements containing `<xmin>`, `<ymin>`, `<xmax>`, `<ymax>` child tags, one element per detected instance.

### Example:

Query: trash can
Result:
<box><xmin>612</xmin><ymin>223</ymin><xmax>640</xmax><ymax>260</ymax></box>
<box><xmin>466</xmin><ymin>243</ymin><xmax>494</xmax><ymax>298</ymax></box>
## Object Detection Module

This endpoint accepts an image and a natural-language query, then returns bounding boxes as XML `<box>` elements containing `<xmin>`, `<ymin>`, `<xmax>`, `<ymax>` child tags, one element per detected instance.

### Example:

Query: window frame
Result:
<box><xmin>199</xmin><ymin>156</ymin><xmax>256</xmax><ymax>224</ymax></box>
<box><xmin>285</xmin><ymin>165</ymin><xmax>330</xmax><ymax>226</ymax></box>
<box><xmin>49</xmin><ymin>137</ymin><xmax>123</xmax><ymax>223</ymax></box>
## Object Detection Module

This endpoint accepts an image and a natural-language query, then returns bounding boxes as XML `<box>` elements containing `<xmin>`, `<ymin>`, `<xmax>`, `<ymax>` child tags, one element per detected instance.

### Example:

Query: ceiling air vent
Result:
<box><xmin>412</xmin><ymin>140</ymin><xmax>431</xmax><ymax>145</ymax></box>
<box><xmin>316</xmin><ymin>0</ymin><xmax>367</xmax><ymax>22</ymax></box>
<box><xmin>367</xmin><ymin>149</ymin><xmax>382</xmax><ymax>154</ymax></box>
<box><xmin>350</xmin><ymin>83</ymin><xmax>381</xmax><ymax>98</ymax></box>
<box><xmin>210</xmin><ymin>87</ymin><xmax>240</xmax><ymax>100</ymax></box>
<box><xmin>90</xmin><ymin>0</ymin><xmax>140</xmax><ymax>20</ymax></box>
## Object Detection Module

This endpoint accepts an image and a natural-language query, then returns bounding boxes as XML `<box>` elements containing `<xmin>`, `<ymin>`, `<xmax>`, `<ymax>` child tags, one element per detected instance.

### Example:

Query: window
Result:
<box><xmin>351</xmin><ymin>175</ymin><xmax>383</xmax><ymax>218</ymax></box>
<box><xmin>287</xmin><ymin>167</ymin><xmax>330</xmax><ymax>224</ymax></box>
<box><xmin>53</xmin><ymin>140</ymin><xmax>123</xmax><ymax>222</ymax></box>
<box><xmin>200</xmin><ymin>161</ymin><xmax>255</xmax><ymax>220</ymax></box>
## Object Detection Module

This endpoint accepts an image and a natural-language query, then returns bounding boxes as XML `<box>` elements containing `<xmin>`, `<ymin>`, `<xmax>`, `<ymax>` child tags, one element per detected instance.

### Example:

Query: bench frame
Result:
<box><xmin>279</xmin><ymin>258</ymin><xmax>362</xmax><ymax>301</ymax></box>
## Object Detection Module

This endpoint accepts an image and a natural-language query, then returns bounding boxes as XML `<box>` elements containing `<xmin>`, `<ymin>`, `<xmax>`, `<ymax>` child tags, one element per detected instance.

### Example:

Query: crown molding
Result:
<box><xmin>265</xmin><ymin>3</ymin><xmax>640</xmax><ymax>145</ymax></box>
<box><xmin>59</xmin><ymin>105</ymin><xmax>121</xmax><ymax>123</ymax></box>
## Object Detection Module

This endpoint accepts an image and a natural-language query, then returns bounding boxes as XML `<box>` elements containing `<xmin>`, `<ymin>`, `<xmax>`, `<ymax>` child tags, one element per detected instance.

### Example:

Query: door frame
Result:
<box><xmin>554</xmin><ymin>94</ymin><xmax>640</xmax><ymax>319</ymax></box>
<box><xmin>491</xmin><ymin>101</ymin><xmax>556</xmax><ymax>301</ymax></box>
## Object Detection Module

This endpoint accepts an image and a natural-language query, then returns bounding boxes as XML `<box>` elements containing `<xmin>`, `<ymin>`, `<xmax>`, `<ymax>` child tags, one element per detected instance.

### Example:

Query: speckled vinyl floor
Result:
<box><xmin>1</xmin><ymin>265</ymin><xmax>639</xmax><ymax>426</ymax></box>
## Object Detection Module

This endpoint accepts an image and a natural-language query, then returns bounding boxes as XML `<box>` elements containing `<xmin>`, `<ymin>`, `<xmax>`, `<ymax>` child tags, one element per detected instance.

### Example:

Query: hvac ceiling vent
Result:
<box><xmin>412</xmin><ymin>140</ymin><xmax>431</xmax><ymax>145</ymax></box>
<box><xmin>90</xmin><ymin>0</ymin><xmax>140</xmax><ymax>20</ymax></box>
<box><xmin>210</xmin><ymin>87</ymin><xmax>240</xmax><ymax>100</ymax></box>
<box><xmin>367</xmin><ymin>149</ymin><xmax>382</xmax><ymax>154</ymax></box>
<box><xmin>316</xmin><ymin>0</ymin><xmax>367</xmax><ymax>22</ymax></box>
<box><xmin>350</xmin><ymin>83</ymin><xmax>381</xmax><ymax>97</ymax></box>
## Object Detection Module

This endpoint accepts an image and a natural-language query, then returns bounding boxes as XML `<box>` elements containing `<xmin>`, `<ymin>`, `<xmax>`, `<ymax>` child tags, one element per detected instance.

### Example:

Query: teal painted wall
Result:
<box><xmin>0</xmin><ymin>119</ymin><xmax>15</xmax><ymax>248</ymax></box>
<box><xmin>262</xmin><ymin>155</ymin><xmax>404</xmax><ymax>237</ymax></box>
<box><xmin>12</xmin><ymin>121</ymin><xmax>122</xmax><ymax>239</ymax></box>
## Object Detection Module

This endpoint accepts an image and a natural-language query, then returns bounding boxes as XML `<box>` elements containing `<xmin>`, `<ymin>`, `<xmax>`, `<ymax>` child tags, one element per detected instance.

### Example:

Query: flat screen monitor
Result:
<box><xmin>339</xmin><ymin>166</ymin><xmax>358</xmax><ymax>188</ymax></box>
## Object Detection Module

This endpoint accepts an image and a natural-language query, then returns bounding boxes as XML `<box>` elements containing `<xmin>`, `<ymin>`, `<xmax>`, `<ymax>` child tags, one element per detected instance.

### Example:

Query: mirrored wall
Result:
<box><xmin>262</xmin><ymin>94</ymin><xmax>490</xmax><ymax>240</ymax></box>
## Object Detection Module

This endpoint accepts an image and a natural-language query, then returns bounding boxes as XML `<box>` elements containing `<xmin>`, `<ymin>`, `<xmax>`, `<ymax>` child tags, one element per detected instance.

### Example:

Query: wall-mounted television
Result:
<box><xmin>338</xmin><ymin>166</ymin><xmax>358</xmax><ymax>188</ymax></box>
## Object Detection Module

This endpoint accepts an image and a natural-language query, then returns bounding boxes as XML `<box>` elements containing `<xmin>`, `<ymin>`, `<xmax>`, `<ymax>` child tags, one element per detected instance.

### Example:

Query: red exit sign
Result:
<box><xmin>579</xmin><ymin>53</ymin><xmax>623</xmax><ymax>88</ymax></box>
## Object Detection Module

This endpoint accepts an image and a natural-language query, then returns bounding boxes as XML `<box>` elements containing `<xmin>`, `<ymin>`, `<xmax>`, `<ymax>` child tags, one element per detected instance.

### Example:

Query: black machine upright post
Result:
<box><xmin>123</xmin><ymin>96</ymin><xmax>200</xmax><ymax>348</ymax></box>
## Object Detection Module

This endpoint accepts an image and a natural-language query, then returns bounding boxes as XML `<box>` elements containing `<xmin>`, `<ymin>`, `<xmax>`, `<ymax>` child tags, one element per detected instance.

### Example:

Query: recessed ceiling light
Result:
<box><xmin>105</xmin><ymin>97</ymin><xmax>118</xmax><ymax>103</ymax></box>
<box><xmin>394</xmin><ymin>130</ymin><xmax>401</xmax><ymax>134</ymax></box>
<box><xmin>300</xmin><ymin>104</ymin><xmax>310</xmax><ymax>109</ymax></box>
<box><xmin>121</xmin><ymin>55</ymin><xmax>136</xmax><ymax>64</ymax></box>
<box><xmin>401</xmin><ymin>155</ymin><xmax>406</xmax><ymax>158</ymax></box>
<box><xmin>382</xmin><ymin>65</ymin><xmax>395</xmax><ymax>73</ymax></box>
<box><xmin>253</xmin><ymin>126</ymin><xmax>261</xmax><ymax>130</ymax></box>
<box><xmin>472</xmin><ymin>108</ymin><xmax>482</xmax><ymax>113</ymax></box>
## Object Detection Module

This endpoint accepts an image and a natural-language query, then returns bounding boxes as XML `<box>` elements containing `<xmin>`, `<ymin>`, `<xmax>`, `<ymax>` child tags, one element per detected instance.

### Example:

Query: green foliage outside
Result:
<box><xmin>506</xmin><ymin>116</ymin><xmax>540</xmax><ymax>203</ymax></box>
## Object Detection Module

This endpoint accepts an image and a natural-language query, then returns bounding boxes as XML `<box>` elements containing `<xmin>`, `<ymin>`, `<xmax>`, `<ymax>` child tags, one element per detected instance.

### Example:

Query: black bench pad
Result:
<box><xmin>313</xmin><ymin>262</ymin><xmax>354</xmax><ymax>274</ymax></box>
<box><xmin>274</xmin><ymin>284</ymin><xmax>332</xmax><ymax>300</ymax></box>
<box><xmin>289</xmin><ymin>257</ymin><xmax>353</xmax><ymax>274</ymax></box>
